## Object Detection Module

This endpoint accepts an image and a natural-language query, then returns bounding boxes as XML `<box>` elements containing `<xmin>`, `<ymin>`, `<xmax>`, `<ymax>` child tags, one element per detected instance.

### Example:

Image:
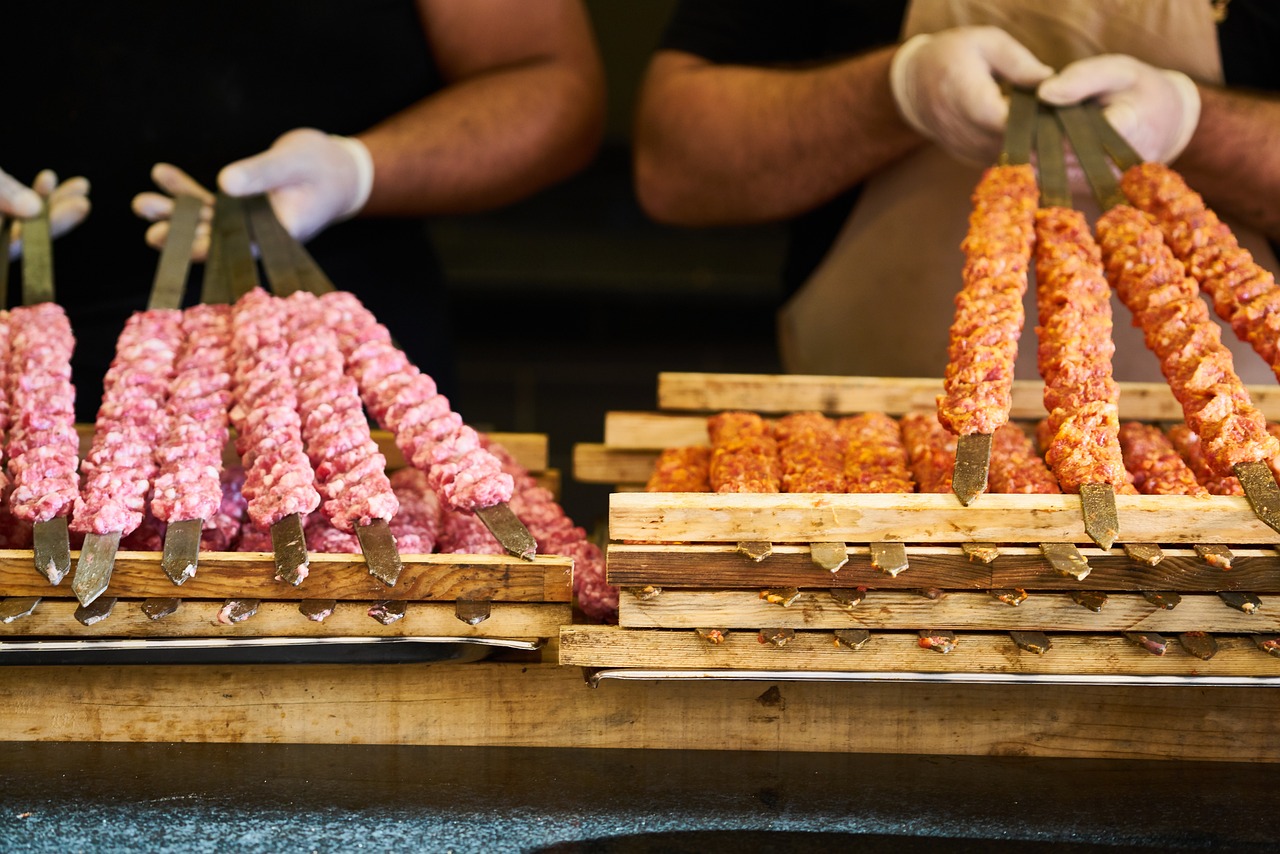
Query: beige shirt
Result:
<box><xmin>778</xmin><ymin>0</ymin><xmax>1277</xmax><ymax>385</ymax></box>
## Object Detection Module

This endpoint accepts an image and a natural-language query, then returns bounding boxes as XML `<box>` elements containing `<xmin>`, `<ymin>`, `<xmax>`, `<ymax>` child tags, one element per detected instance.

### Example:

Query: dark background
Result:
<box><xmin>442</xmin><ymin>1</ymin><xmax>788</xmax><ymax>530</ymax></box>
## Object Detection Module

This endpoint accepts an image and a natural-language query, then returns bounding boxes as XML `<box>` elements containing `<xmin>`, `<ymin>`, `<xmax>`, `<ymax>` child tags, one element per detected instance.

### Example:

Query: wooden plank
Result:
<box><xmin>618</xmin><ymin>589</ymin><xmax>1280</xmax><ymax>632</ymax></box>
<box><xmin>573</xmin><ymin>443</ymin><xmax>659</xmax><ymax>485</ymax></box>
<box><xmin>0</xmin><ymin>600</ymin><xmax>568</xmax><ymax>639</ymax></box>
<box><xmin>656</xmin><ymin>372</ymin><xmax>1280</xmax><ymax>421</ymax></box>
<box><xmin>379</xmin><ymin>430</ymin><xmax>548</xmax><ymax>473</ymax></box>
<box><xmin>605</xmin><ymin>544</ymin><xmax>1280</xmax><ymax>592</ymax></box>
<box><xmin>603</xmin><ymin>412</ymin><xmax>707</xmax><ymax>450</ymax></box>
<box><xmin>560</xmin><ymin>626</ymin><xmax>1280</xmax><ymax>676</ymax></box>
<box><xmin>3</xmin><ymin>661</ymin><xmax>1278</xmax><ymax>761</ymax></box>
<box><xmin>0</xmin><ymin>552</ymin><xmax>573</xmax><ymax>602</ymax></box>
<box><xmin>609</xmin><ymin>492</ymin><xmax>1280</xmax><ymax>545</ymax></box>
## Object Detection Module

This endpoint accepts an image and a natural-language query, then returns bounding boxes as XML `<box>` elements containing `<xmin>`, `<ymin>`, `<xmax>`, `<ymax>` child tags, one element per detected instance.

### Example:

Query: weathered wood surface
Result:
<box><xmin>605</xmin><ymin>544</ymin><xmax>1280</xmax><ymax>591</ymax></box>
<box><xmin>617</xmin><ymin>589</ymin><xmax>1279</xmax><ymax>632</ymax></box>
<box><xmin>573</xmin><ymin>443</ymin><xmax>659</xmax><ymax>485</ymax></box>
<box><xmin>655</xmin><ymin>372</ymin><xmax>1280</xmax><ymax>421</ymax></box>
<box><xmin>3</xmin><ymin>661</ymin><xmax>1278</xmax><ymax>761</ymax></box>
<box><xmin>0</xmin><ymin>600</ymin><xmax>569</xmax><ymax>638</ymax></box>
<box><xmin>609</xmin><ymin>492</ymin><xmax>1280</xmax><ymax>545</ymax></box>
<box><xmin>0</xmin><ymin>552</ymin><xmax>573</xmax><ymax>602</ymax></box>
<box><xmin>560</xmin><ymin>626</ymin><xmax>1280</xmax><ymax>677</ymax></box>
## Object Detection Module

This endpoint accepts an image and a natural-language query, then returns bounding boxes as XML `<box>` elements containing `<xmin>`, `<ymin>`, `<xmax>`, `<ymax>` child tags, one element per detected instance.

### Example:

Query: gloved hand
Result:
<box><xmin>3</xmin><ymin>168</ymin><xmax>91</xmax><ymax>259</ymax></box>
<box><xmin>132</xmin><ymin>163</ymin><xmax>216</xmax><ymax>259</ymax></box>
<box><xmin>134</xmin><ymin>129</ymin><xmax>373</xmax><ymax>258</ymax></box>
<box><xmin>1038</xmin><ymin>54</ymin><xmax>1201</xmax><ymax>164</ymax></box>
<box><xmin>218</xmin><ymin>128</ymin><xmax>373</xmax><ymax>243</ymax></box>
<box><xmin>890</xmin><ymin>26</ymin><xmax>1053</xmax><ymax>165</ymax></box>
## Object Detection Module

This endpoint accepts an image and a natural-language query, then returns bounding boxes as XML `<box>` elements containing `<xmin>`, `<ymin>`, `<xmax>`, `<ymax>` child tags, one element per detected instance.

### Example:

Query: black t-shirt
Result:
<box><xmin>657</xmin><ymin>0</ymin><xmax>1280</xmax><ymax>295</ymax></box>
<box><xmin>4</xmin><ymin>1</ymin><xmax>456</xmax><ymax>418</ymax></box>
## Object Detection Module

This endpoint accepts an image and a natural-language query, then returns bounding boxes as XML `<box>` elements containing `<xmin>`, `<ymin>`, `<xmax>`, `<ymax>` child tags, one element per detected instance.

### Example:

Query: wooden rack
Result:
<box><xmin>0</xmin><ymin>432</ymin><xmax>571</xmax><ymax>645</ymax></box>
<box><xmin>566</xmin><ymin>373</ymin><xmax>1280</xmax><ymax>679</ymax></box>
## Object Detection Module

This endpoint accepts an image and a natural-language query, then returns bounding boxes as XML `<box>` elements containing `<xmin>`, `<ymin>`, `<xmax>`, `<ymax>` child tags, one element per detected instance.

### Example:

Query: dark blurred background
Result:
<box><xmin>443</xmin><ymin>1</ymin><xmax>787</xmax><ymax>529</ymax></box>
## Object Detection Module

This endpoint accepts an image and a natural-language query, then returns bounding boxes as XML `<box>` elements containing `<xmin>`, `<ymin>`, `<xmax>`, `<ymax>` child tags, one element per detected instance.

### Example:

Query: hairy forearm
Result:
<box><xmin>357</xmin><ymin>59</ymin><xmax>604</xmax><ymax>216</ymax></box>
<box><xmin>634</xmin><ymin>46</ymin><xmax>924</xmax><ymax>226</ymax></box>
<box><xmin>1175</xmin><ymin>84</ymin><xmax>1280</xmax><ymax>240</ymax></box>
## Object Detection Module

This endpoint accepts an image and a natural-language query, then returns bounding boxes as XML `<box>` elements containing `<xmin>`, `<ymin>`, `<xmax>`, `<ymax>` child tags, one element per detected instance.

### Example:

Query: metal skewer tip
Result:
<box><xmin>869</xmin><ymin>541</ymin><xmax>909</xmax><ymax>577</ymax></box>
<box><xmin>1079</xmin><ymin>483</ymin><xmax>1120</xmax><ymax>550</ymax></box>
<box><xmin>161</xmin><ymin>519</ymin><xmax>204</xmax><ymax>585</ymax></box>
<box><xmin>1178</xmin><ymin>631</ymin><xmax>1219</xmax><ymax>661</ymax></box>
<box><xmin>356</xmin><ymin>519</ymin><xmax>404</xmax><ymax>587</ymax></box>
<box><xmin>1041</xmin><ymin>542</ymin><xmax>1091</xmax><ymax>581</ymax></box>
<box><xmin>474</xmin><ymin>503</ymin><xmax>537</xmax><ymax>561</ymax></box>
<box><xmin>271</xmin><ymin>513</ymin><xmax>310</xmax><ymax>586</ymax></box>
<box><xmin>71</xmin><ymin>531</ymin><xmax>122</xmax><ymax>607</ymax></box>
<box><xmin>952</xmin><ymin>433</ymin><xmax>991</xmax><ymax>506</ymax></box>
<box><xmin>808</xmin><ymin>541</ymin><xmax>848</xmax><ymax>572</ymax></box>
<box><xmin>0</xmin><ymin>597</ymin><xmax>41</xmax><ymax>624</ymax></box>
<box><xmin>1124</xmin><ymin>543</ymin><xmax>1164</xmax><ymax>567</ymax></box>
<box><xmin>32</xmin><ymin>517</ymin><xmax>72</xmax><ymax>585</ymax></box>
<box><xmin>1233</xmin><ymin>460</ymin><xmax>1280</xmax><ymax>536</ymax></box>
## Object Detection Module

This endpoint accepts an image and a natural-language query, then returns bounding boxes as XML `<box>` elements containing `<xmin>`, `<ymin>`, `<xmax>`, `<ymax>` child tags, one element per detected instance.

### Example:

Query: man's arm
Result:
<box><xmin>1176</xmin><ymin>85</ymin><xmax>1280</xmax><ymax>241</ymax></box>
<box><xmin>633</xmin><ymin>46</ymin><xmax>925</xmax><ymax>227</ymax></box>
<box><xmin>358</xmin><ymin>0</ymin><xmax>606</xmax><ymax>217</ymax></box>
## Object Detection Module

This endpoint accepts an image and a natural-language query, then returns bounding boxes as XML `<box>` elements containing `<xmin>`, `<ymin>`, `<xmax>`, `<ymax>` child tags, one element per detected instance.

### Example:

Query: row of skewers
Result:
<box><xmin>0</xmin><ymin>193</ymin><xmax>616</xmax><ymax>622</ymax></box>
<box><xmin>936</xmin><ymin>93</ymin><xmax>1280</xmax><ymax>550</ymax></box>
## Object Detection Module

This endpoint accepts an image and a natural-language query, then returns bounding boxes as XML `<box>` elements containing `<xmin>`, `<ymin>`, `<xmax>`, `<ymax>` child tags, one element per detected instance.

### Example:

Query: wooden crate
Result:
<box><xmin>569</xmin><ymin>373</ymin><xmax>1280</xmax><ymax>678</ymax></box>
<box><xmin>0</xmin><ymin>432</ymin><xmax>571</xmax><ymax>645</ymax></box>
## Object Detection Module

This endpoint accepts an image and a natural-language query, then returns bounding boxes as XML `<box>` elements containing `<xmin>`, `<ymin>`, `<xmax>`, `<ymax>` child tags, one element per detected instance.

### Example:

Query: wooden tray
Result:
<box><xmin>569</xmin><ymin>373</ymin><xmax>1280</xmax><ymax>678</ymax></box>
<box><xmin>0</xmin><ymin>432</ymin><xmax>571</xmax><ymax>643</ymax></box>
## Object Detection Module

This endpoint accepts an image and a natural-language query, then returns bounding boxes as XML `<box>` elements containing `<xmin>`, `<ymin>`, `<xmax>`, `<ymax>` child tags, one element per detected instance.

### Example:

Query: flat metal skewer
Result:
<box><xmin>475</xmin><ymin>503</ymin><xmax>537</xmax><ymax>561</ymax></box>
<box><xmin>32</xmin><ymin>517</ymin><xmax>72</xmax><ymax>585</ymax></box>
<box><xmin>952</xmin><ymin>433</ymin><xmax>991</xmax><ymax>506</ymax></box>
<box><xmin>270</xmin><ymin>513</ymin><xmax>310</xmax><ymax>586</ymax></box>
<box><xmin>70</xmin><ymin>531</ymin><xmax>122</xmax><ymax>607</ymax></box>
<box><xmin>161</xmin><ymin>518</ymin><xmax>204</xmax><ymax>585</ymax></box>
<box><xmin>1079</xmin><ymin>482</ymin><xmax>1120</xmax><ymax>550</ymax></box>
<box><xmin>356</xmin><ymin>519</ymin><xmax>404</xmax><ymax>587</ymax></box>
<box><xmin>1234</xmin><ymin>460</ymin><xmax>1280</xmax><ymax>536</ymax></box>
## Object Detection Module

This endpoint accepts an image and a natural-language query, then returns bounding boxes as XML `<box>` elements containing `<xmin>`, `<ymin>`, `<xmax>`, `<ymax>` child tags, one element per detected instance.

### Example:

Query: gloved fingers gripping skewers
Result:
<box><xmin>133</xmin><ymin>163</ymin><xmax>216</xmax><ymax>260</ymax></box>
<box><xmin>134</xmin><ymin>129</ymin><xmax>373</xmax><ymax>258</ymax></box>
<box><xmin>890</xmin><ymin>26</ymin><xmax>1053</xmax><ymax>166</ymax></box>
<box><xmin>1038</xmin><ymin>54</ymin><xmax>1201</xmax><ymax>165</ymax></box>
<box><xmin>3</xmin><ymin>168</ymin><xmax>91</xmax><ymax>259</ymax></box>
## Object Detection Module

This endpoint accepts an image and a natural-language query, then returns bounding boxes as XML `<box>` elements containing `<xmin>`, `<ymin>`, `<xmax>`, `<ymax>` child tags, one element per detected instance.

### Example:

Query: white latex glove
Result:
<box><xmin>218</xmin><ymin>128</ymin><xmax>373</xmax><ymax>243</ymax></box>
<box><xmin>1038</xmin><ymin>54</ymin><xmax>1201</xmax><ymax>164</ymax></box>
<box><xmin>890</xmin><ymin>26</ymin><xmax>1054</xmax><ymax>165</ymax></box>
<box><xmin>4</xmin><ymin>169</ymin><xmax>91</xmax><ymax>259</ymax></box>
<box><xmin>132</xmin><ymin>163</ymin><xmax>216</xmax><ymax>260</ymax></box>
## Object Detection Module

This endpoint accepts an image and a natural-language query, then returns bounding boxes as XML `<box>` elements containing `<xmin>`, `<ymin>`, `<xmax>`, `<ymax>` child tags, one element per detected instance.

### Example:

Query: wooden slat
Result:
<box><xmin>0</xmin><ymin>552</ymin><xmax>573</xmax><ymax>602</ymax></box>
<box><xmin>609</xmin><ymin>492</ymin><xmax>1280</xmax><ymax>545</ymax></box>
<box><xmin>0</xmin><ymin>600</ymin><xmax>569</xmax><ymax>638</ymax></box>
<box><xmin>656</xmin><ymin>372</ymin><xmax>1280</xmax><ymax>421</ymax></box>
<box><xmin>559</xmin><ymin>626</ymin><xmax>1280</xmax><ymax>676</ymax></box>
<box><xmin>618</xmin><ymin>589</ymin><xmax>1279</xmax><ymax>632</ymax></box>
<box><xmin>379</xmin><ymin>430</ymin><xmax>548</xmax><ymax>473</ymax></box>
<box><xmin>606</xmin><ymin>544</ymin><xmax>1280</xmax><ymax>591</ymax></box>
<box><xmin>573</xmin><ymin>443</ymin><xmax>659</xmax><ymax>485</ymax></box>
<box><xmin>603</xmin><ymin>412</ymin><xmax>707</xmax><ymax>451</ymax></box>
<box><xmin>1</xmin><ymin>661</ymin><xmax>1277</xmax><ymax>761</ymax></box>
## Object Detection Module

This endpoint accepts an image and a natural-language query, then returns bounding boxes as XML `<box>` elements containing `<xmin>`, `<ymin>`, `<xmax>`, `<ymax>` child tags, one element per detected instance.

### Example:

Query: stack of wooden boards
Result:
<box><xmin>566</xmin><ymin>372</ymin><xmax>1280</xmax><ymax>679</ymax></box>
<box><xmin>0</xmin><ymin>431</ymin><xmax>571</xmax><ymax>648</ymax></box>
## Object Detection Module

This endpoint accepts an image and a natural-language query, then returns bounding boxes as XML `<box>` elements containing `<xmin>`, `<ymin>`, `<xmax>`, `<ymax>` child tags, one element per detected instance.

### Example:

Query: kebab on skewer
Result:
<box><xmin>706</xmin><ymin>410</ymin><xmax>779</xmax><ymax>562</ymax></box>
<box><xmin>1086</xmin><ymin>112</ymin><xmax>1280</xmax><ymax>383</ymax></box>
<box><xmin>776</xmin><ymin>411</ymin><xmax>849</xmax><ymax>571</ymax></box>
<box><xmin>8</xmin><ymin>202</ymin><xmax>74</xmax><ymax>582</ymax></box>
<box><xmin>317</xmin><ymin>290</ymin><xmax>533</xmax><ymax>560</ymax></box>
<box><xmin>1056</xmin><ymin>104</ymin><xmax>1280</xmax><ymax>536</ymax></box>
<box><xmin>1031</xmin><ymin>106</ymin><xmax>1131</xmax><ymax>551</ymax></box>
<box><xmin>938</xmin><ymin>88</ymin><xmax>1039</xmax><ymax>505</ymax></box>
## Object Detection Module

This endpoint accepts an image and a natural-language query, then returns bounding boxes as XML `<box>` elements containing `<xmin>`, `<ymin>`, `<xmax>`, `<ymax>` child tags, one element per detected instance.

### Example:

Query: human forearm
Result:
<box><xmin>1175</xmin><ymin>84</ymin><xmax>1280</xmax><ymax>240</ymax></box>
<box><xmin>358</xmin><ymin>59</ymin><xmax>603</xmax><ymax>216</ymax></box>
<box><xmin>634</xmin><ymin>47</ymin><xmax>924</xmax><ymax>226</ymax></box>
